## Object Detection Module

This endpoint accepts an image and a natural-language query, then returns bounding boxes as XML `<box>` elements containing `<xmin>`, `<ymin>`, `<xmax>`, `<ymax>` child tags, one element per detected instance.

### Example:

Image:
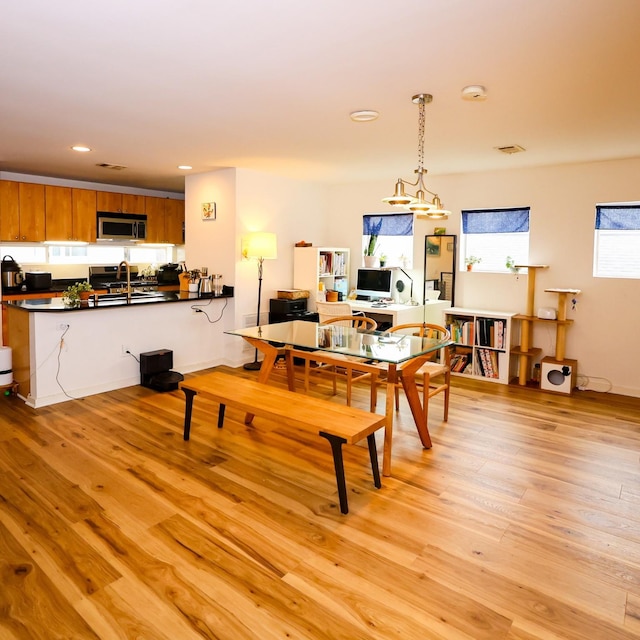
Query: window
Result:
<box><xmin>594</xmin><ymin>204</ymin><xmax>640</xmax><ymax>278</ymax></box>
<box><xmin>461</xmin><ymin>207</ymin><xmax>530</xmax><ymax>272</ymax></box>
<box><xmin>362</xmin><ymin>213</ymin><xmax>413</xmax><ymax>267</ymax></box>
<box><xmin>0</xmin><ymin>245</ymin><xmax>47</xmax><ymax>264</ymax></box>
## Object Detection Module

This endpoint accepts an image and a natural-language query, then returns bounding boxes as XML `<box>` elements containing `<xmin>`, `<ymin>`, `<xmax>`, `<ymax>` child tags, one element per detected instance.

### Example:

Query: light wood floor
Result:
<box><xmin>2</xmin><ymin>365</ymin><xmax>640</xmax><ymax>639</ymax></box>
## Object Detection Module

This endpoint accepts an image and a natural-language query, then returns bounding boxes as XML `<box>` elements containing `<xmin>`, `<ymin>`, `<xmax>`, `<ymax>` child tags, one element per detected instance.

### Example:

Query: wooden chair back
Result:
<box><xmin>321</xmin><ymin>315</ymin><xmax>378</xmax><ymax>331</ymax></box>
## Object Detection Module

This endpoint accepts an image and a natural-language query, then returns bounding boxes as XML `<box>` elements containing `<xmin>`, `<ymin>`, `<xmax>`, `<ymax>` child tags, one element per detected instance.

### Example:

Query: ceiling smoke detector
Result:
<box><xmin>461</xmin><ymin>85</ymin><xmax>487</xmax><ymax>101</ymax></box>
<box><xmin>96</xmin><ymin>163</ymin><xmax>128</xmax><ymax>170</ymax></box>
<box><xmin>495</xmin><ymin>145</ymin><xmax>526</xmax><ymax>155</ymax></box>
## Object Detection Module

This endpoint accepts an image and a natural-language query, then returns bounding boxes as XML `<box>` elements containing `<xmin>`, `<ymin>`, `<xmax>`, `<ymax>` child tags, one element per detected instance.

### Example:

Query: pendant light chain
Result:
<box><xmin>417</xmin><ymin>97</ymin><xmax>425</xmax><ymax>174</ymax></box>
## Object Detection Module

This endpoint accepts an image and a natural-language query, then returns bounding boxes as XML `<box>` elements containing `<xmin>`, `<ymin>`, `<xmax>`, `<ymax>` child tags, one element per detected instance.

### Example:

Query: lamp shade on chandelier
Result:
<box><xmin>383</xmin><ymin>94</ymin><xmax>450</xmax><ymax>219</ymax></box>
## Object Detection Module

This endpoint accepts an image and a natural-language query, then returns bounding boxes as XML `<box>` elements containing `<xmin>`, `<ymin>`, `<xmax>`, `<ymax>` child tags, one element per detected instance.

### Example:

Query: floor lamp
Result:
<box><xmin>242</xmin><ymin>232</ymin><xmax>278</xmax><ymax>370</ymax></box>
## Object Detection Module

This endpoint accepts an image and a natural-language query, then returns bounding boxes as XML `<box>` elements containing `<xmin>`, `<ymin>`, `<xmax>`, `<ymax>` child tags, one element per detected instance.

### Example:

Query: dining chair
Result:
<box><xmin>315</xmin><ymin>301</ymin><xmax>355</xmax><ymax>323</ymax></box>
<box><xmin>375</xmin><ymin>322</ymin><xmax>452</xmax><ymax>423</ymax></box>
<box><xmin>304</xmin><ymin>314</ymin><xmax>378</xmax><ymax>408</ymax></box>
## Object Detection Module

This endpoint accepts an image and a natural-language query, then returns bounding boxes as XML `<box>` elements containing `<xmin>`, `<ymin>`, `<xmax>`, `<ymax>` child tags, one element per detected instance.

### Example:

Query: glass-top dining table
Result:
<box><xmin>226</xmin><ymin>320</ymin><xmax>451</xmax><ymax>476</ymax></box>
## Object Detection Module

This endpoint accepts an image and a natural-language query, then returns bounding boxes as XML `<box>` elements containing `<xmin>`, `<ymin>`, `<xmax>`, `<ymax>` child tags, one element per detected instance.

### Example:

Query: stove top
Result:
<box><xmin>89</xmin><ymin>265</ymin><xmax>158</xmax><ymax>292</ymax></box>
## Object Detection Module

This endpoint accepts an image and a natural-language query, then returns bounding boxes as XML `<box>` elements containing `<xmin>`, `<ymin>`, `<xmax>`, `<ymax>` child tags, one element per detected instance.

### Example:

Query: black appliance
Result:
<box><xmin>140</xmin><ymin>349</ymin><xmax>184</xmax><ymax>391</ymax></box>
<box><xmin>97</xmin><ymin>212</ymin><xmax>147</xmax><ymax>241</ymax></box>
<box><xmin>25</xmin><ymin>271</ymin><xmax>53</xmax><ymax>291</ymax></box>
<box><xmin>268</xmin><ymin>298</ymin><xmax>319</xmax><ymax>324</ymax></box>
<box><xmin>157</xmin><ymin>263</ymin><xmax>181</xmax><ymax>285</ymax></box>
<box><xmin>89</xmin><ymin>265</ymin><xmax>158</xmax><ymax>292</ymax></box>
<box><xmin>1</xmin><ymin>255</ymin><xmax>24</xmax><ymax>291</ymax></box>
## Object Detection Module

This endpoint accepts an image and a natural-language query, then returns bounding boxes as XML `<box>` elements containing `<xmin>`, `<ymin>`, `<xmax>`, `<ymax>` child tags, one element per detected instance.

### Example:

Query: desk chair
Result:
<box><xmin>375</xmin><ymin>323</ymin><xmax>451</xmax><ymax>423</ymax></box>
<box><xmin>316</xmin><ymin>301</ymin><xmax>355</xmax><ymax>323</ymax></box>
<box><xmin>304</xmin><ymin>314</ymin><xmax>378</xmax><ymax>408</ymax></box>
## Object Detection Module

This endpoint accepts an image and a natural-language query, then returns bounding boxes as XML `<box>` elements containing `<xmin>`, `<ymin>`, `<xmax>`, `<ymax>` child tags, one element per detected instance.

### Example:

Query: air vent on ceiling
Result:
<box><xmin>96</xmin><ymin>163</ymin><xmax>128</xmax><ymax>170</ymax></box>
<box><xmin>495</xmin><ymin>145</ymin><xmax>525</xmax><ymax>155</ymax></box>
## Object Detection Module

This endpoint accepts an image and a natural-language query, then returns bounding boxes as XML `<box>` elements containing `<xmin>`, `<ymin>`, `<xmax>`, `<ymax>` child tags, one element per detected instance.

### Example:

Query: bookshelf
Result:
<box><xmin>444</xmin><ymin>308</ymin><xmax>516</xmax><ymax>384</ymax></box>
<box><xmin>293</xmin><ymin>247</ymin><xmax>350</xmax><ymax>310</ymax></box>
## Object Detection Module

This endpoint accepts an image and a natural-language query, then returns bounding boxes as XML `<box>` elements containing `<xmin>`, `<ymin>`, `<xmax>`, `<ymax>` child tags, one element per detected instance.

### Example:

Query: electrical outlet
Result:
<box><xmin>58</xmin><ymin>323</ymin><xmax>69</xmax><ymax>330</ymax></box>
<box><xmin>121</xmin><ymin>345</ymin><xmax>130</xmax><ymax>357</ymax></box>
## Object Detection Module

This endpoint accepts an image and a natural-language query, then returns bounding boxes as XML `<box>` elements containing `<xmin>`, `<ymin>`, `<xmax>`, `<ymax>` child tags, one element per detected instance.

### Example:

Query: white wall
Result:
<box><xmin>184</xmin><ymin>168</ymin><xmax>328</xmax><ymax>365</ymax></box>
<box><xmin>326</xmin><ymin>156</ymin><xmax>640</xmax><ymax>397</ymax></box>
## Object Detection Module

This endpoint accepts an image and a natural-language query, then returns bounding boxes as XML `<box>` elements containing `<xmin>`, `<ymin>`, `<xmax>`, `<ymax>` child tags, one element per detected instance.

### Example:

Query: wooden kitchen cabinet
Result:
<box><xmin>0</xmin><ymin>180</ymin><xmax>20</xmax><ymax>241</ymax></box>
<box><xmin>45</xmin><ymin>186</ymin><xmax>96</xmax><ymax>242</ymax></box>
<box><xmin>97</xmin><ymin>191</ymin><xmax>145</xmax><ymax>213</ymax></box>
<box><xmin>164</xmin><ymin>198</ymin><xmax>185</xmax><ymax>244</ymax></box>
<box><xmin>0</xmin><ymin>181</ymin><xmax>45</xmax><ymax>242</ymax></box>
<box><xmin>72</xmin><ymin>189</ymin><xmax>97</xmax><ymax>241</ymax></box>
<box><xmin>45</xmin><ymin>185</ymin><xmax>72</xmax><ymax>240</ymax></box>
<box><xmin>144</xmin><ymin>196</ymin><xmax>184</xmax><ymax>244</ymax></box>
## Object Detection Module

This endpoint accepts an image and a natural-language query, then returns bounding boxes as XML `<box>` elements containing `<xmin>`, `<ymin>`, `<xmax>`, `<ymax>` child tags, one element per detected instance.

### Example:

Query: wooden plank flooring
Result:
<box><xmin>1</xmin><ymin>365</ymin><xmax>640</xmax><ymax>639</ymax></box>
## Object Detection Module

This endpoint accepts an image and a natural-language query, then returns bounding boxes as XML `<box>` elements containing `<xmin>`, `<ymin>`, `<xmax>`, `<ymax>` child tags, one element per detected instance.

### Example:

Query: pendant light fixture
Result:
<box><xmin>382</xmin><ymin>93</ymin><xmax>450</xmax><ymax>219</ymax></box>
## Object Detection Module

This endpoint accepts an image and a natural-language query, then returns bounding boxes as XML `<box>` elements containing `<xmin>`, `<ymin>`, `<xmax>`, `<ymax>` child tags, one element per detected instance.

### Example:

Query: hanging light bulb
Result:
<box><xmin>382</xmin><ymin>94</ymin><xmax>450</xmax><ymax>219</ymax></box>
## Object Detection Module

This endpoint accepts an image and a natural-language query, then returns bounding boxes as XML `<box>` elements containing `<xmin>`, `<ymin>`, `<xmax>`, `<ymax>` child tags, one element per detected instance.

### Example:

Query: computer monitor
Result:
<box><xmin>355</xmin><ymin>268</ymin><xmax>393</xmax><ymax>300</ymax></box>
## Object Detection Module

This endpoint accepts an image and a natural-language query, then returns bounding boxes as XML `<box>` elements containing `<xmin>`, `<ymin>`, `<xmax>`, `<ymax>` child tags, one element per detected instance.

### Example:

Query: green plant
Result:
<box><xmin>364</xmin><ymin>234</ymin><xmax>378</xmax><ymax>256</ymax></box>
<box><xmin>364</xmin><ymin>219</ymin><xmax>382</xmax><ymax>256</ymax></box>
<box><xmin>62</xmin><ymin>281</ymin><xmax>94</xmax><ymax>305</ymax></box>
<box><xmin>505</xmin><ymin>256</ymin><xmax>520</xmax><ymax>273</ymax></box>
<box><xmin>465</xmin><ymin>255</ymin><xmax>482</xmax><ymax>266</ymax></box>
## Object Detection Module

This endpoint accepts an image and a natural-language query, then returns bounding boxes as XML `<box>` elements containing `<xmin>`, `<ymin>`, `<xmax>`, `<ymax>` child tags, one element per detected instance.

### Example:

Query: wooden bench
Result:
<box><xmin>180</xmin><ymin>371</ymin><xmax>385</xmax><ymax>514</ymax></box>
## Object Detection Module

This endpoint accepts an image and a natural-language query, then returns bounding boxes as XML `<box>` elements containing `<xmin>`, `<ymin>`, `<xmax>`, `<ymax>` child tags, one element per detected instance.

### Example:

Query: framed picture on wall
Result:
<box><xmin>202</xmin><ymin>202</ymin><xmax>216</xmax><ymax>220</ymax></box>
<box><xmin>434</xmin><ymin>227</ymin><xmax>446</xmax><ymax>235</ymax></box>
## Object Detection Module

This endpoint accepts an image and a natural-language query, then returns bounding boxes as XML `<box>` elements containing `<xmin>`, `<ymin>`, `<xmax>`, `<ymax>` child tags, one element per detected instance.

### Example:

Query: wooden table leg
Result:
<box><xmin>242</xmin><ymin>337</ymin><xmax>279</xmax><ymax>423</ymax></box>
<box><xmin>284</xmin><ymin>347</ymin><xmax>297</xmax><ymax>391</ymax></box>
<box><xmin>382</xmin><ymin>365</ymin><xmax>397</xmax><ymax>477</ymax></box>
<box><xmin>399</xmin><ymin>355</ymin><xmax>433</xmax><ymax>449</ymax></box>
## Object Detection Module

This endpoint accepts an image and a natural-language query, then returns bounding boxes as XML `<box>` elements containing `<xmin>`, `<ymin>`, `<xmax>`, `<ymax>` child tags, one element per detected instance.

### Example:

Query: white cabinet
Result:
<box><xmin>294</xmin><ymin>247</ymin><xmax>349</xmax><ymax>310</ymax></box>
<box><xmin>444</xmin><ymin>307</ymin><xmax>516</xmax><ymax>384</ymax></box>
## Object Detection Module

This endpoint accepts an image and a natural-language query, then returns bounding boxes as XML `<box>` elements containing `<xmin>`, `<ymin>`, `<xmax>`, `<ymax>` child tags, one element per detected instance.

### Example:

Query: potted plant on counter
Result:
<box><xmin>62</xmin><ymin>281</ymin><xmax>94</xmax><ymax>307</ymax></box>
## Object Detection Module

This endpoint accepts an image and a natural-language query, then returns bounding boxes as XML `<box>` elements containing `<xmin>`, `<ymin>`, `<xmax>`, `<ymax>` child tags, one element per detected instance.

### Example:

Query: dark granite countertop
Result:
<box><xmin>2</xmin><ymin>289</ymin><xmax>233</xmax><ymax>311</ymax></box>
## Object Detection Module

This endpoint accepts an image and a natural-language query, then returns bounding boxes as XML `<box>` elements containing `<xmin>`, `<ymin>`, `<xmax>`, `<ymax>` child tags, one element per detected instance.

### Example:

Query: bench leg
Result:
<box><xmin>218</xmin><ymin>403</ymin><xmax>226</xmax><ymax>429</ymax></box>
<box><xmin>182</xmin><ymin>388</ymin><xmax>197</xmax><ymax>440</ymax></box>
<box><xmin>319</xmin><ymin>432</ymin><xmax>349</xmax><ymax>514</ymax></box>
<box><xmin>367</xmin><ymin>433</ymin><xmax>382</xmax><ymax>489</ymax></box>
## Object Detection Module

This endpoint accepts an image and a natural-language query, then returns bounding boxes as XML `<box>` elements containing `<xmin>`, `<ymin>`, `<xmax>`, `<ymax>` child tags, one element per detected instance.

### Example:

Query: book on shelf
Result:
<box><xmin>474</xmin><ymin>317</ymin><xmax>505</xmax><ymax>349</ymax></box>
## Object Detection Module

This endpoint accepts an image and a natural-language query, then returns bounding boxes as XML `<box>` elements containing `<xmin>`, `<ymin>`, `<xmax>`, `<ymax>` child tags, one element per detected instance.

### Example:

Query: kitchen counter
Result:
<box><xmin>3</xmin><ymin>289</ymin><xmax>232</xmax><ymax>312</ymax></box>
<box><xmin>2</xmin><ymin>287</ymin><xmax>235</xmax><ymax>408</ymax></box>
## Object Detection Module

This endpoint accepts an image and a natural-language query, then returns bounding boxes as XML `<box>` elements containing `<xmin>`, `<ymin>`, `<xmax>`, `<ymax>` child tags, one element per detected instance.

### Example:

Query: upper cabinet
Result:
<box><xmin>0</xmin><ymin>181</ymin><xmax>46</xmax><ymax>242</ymax></box>
<box><xmin>97</xmin><ymin>191</ymin><xmax>145</xmax><ymax>214</ymax></box>
<box><xmin>1</xmin><ymin>179</ymin><xmax>182</xmax><ymax>244</ymax></box>
<box><xmin>45</xmin><ymin>186</ymin><xmax>96</xmax><ymax>242</ymax></box>
<box><xmin>144</xmin><ymin>196</ymin><xmax>185</xmax><ymax>244</ymax></box>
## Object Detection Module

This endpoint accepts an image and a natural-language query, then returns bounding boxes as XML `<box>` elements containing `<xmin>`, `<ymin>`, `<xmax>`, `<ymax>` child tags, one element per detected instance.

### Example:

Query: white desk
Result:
<box><xmin>348</xmin><ymin>300</ymin><xmax>451</xmax><ymax>327</ymax></box>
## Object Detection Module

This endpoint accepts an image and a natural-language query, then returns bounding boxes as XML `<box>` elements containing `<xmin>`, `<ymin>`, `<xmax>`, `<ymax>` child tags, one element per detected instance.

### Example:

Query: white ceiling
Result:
<box><xmin>2</xmin><ymin>0</ymin><xmax>639</xmax><ymax>194</ymax></box>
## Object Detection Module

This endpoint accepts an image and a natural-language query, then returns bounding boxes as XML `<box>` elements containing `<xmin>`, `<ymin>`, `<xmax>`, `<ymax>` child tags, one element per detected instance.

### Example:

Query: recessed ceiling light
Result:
<box><xmin>350</xmin><ymin>110</ymin><xmax>379</xmax><ymax>122</ymax></box>
<box><xmin>71</xmin><ymin>145</ymin><xmax>91</xmax><ymax>152</ymax></box>
<box><xmin>177</xmin><ymin>165</ymin><xmax>192</xmax><ymax>170</ymax></box>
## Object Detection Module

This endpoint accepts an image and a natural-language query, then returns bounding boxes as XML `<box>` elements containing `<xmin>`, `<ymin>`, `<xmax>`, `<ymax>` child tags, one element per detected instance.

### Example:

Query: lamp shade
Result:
<box><xmin>243</xmin><ymin>232</ymin><xmax>277</xmax><ymax>260</ymax></box>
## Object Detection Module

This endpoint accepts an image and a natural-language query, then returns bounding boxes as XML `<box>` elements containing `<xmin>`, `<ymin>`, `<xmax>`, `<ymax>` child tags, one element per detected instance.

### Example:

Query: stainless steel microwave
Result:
<box><xmin>97</xmin><ymin>212</ymin><xmax>147</xmax><ymax>241</ymax></box>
